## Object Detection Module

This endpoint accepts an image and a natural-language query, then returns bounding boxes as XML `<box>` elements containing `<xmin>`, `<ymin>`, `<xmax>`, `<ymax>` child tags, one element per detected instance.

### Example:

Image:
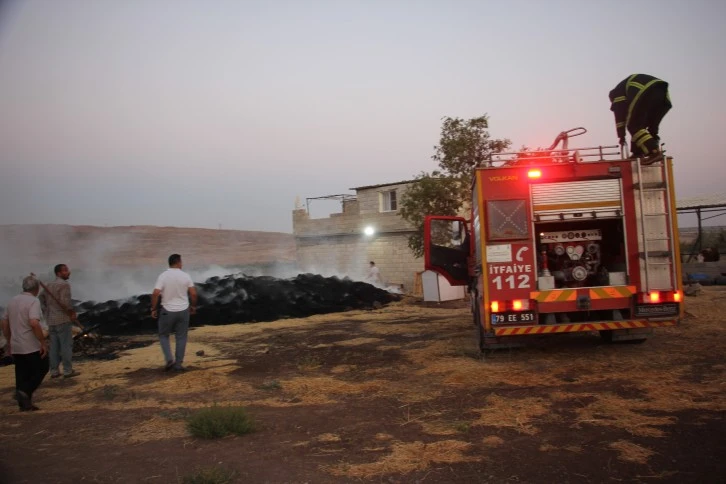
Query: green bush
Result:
<box><xmin>187</xmin><ymin>406</ymin><xmax>254</xmax><ymax>439</ymax></box>
<box><xmin>182</xmin><ymin>465</ymin><xmax>237</xmax><ymax>484</ymax></box>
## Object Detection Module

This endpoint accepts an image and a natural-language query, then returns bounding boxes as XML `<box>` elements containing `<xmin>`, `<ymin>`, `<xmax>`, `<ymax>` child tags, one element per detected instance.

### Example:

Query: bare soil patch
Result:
<box><xmin>1</xmin><ymin>289</ymin><xmax>725</xmax><ymax>483</ymax></box>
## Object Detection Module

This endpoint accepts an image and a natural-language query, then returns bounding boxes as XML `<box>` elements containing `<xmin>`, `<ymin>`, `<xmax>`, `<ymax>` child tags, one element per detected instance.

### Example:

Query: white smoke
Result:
<box><xmin>0</xmin><ymin>225</ymin><xmax>299</xmax><ymax>305</ymax></box>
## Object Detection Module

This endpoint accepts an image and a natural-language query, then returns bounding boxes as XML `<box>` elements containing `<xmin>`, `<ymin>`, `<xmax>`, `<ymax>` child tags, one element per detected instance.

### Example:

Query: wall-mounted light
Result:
<box><xmin>363</xmin><ymin>226</ymin><xmax>375</xmax><ymax>236</ymax></box>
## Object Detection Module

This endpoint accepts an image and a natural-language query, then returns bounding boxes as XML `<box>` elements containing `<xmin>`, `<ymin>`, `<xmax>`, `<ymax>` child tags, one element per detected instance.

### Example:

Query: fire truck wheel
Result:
<box><xmin>471</xmin><ymin>291</ymin><xmax>479</xmax><ymax>327</ymax></box>
<box><xmin>472</xmin><ymin>296</ymin><xmax>485</xmax><ymax>352</ymax></box>
<box><xmin>477</xmin><ymin>323</ymin><xmax>486</xmax><ymax>353</ymax></box>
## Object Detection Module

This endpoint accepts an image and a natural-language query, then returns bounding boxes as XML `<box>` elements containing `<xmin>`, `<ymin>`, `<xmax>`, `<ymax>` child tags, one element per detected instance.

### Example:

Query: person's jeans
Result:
<box><xmin>14</xmin><ymin>351</ymin><xmax>49</xmax><ymax>406</ymax></box>
<box><xmin>158</xmin><ymin>307</ymin><xmax>190</xmax><ymax>368</ymax></box>
<box><xmin>49</xmin><ymin>322</ymin><xmax>74</xmax><ymax>375</ymax></box>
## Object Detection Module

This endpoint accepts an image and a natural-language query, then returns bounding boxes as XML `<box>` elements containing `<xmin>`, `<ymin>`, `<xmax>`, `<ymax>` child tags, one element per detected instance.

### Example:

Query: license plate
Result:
<box><xmin>491</xmin><ymin>311</ymin><xmax>536</xmax><ymax>324</ymax></box>
<box><xmin>634</xmin><ymin>303</ymin><xmax>679</xmax><ymax>318</ymax></box>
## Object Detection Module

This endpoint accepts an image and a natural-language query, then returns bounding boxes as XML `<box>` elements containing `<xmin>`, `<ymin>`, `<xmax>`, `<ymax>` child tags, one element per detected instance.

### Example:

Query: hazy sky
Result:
<box><xmin>1</xmin><ymin>0</ymin><xmax>724</xmax><ymax>232</ymax></box>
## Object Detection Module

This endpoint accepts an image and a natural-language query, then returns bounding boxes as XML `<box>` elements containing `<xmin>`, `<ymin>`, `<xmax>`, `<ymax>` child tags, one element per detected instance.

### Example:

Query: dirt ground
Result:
<box><xmin>1</xmin><ymin>288</ymin><xmax>724</xmax><ymax>484</ymax></box>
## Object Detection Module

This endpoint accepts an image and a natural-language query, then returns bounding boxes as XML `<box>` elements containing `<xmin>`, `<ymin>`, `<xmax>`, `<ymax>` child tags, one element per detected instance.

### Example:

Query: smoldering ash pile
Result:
<box><xmin>76</xmin><ymin>273</ymin><xmax>399</xmax><ymax>336</ymax></box>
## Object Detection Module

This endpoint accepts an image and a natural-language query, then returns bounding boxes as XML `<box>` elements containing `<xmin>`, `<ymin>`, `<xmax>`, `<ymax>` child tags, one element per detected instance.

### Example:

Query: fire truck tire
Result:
<box><xmin>471</xmin><ymin>290</ymin><xmax>479</xmax><ymax>326</ymax></box>
<box><xmin>473</xmin><ymin>301</ymin><xmax>486</xmax><ymax>352</ymax></box>
<box><xmin>477</xmin><ymin>323</ymin><xmax>486</xmax><ymax>353</ymax></box>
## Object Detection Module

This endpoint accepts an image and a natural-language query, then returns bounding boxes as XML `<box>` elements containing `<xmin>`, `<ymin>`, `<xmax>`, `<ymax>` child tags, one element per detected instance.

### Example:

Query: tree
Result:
<box><xmin>399</xmin><ymin>115</ymin><xmax>511</xmax><ymax>257</ymax></box>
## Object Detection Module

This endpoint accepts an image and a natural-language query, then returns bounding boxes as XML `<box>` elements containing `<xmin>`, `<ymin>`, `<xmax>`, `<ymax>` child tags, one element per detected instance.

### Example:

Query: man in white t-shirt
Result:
<box><xmin>151</xmin><ymin>254</ymin><xmax>197</xmax><ymax>372</ymax></box>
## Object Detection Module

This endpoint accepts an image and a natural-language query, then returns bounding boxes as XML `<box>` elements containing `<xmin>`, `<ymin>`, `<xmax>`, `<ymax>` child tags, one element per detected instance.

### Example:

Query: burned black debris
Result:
<box><xmin>77</xmin><ymin>273</ymin><xmax>398</xmax><ymax>336</ymax></box>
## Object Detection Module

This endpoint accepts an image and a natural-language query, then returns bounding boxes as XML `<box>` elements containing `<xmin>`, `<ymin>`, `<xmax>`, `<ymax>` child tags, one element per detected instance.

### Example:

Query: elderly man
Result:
<box><xmin>1</xmin><ymin>276</ymin><xmax>49</xmax><ymax>411</ymax></box>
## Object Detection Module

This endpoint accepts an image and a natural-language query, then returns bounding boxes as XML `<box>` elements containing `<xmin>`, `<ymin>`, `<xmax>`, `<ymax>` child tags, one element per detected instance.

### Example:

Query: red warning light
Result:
<box><xmin>528</xmin><ymin>169</ymin><xmax>542</xmax><ymax>179</ymax></box>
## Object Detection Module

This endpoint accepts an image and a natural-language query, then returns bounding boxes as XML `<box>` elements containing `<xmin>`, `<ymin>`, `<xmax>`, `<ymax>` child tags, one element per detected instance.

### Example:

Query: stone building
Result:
<box><xmin>293</xmin><ymin>181</ymin><xmax>423</xmax><ymax>292</ymax></box>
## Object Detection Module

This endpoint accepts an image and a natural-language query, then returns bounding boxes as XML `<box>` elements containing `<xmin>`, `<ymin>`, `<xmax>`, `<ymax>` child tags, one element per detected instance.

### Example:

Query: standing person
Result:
<box><xmin>151</xmin><ymin>254</ymin><xmax>197</xmax><ymax>372</ymax></box>
<box><xmin>38</xmin><ymin>264</ymin><xmax>80</xmax><ymax>379</ymax></box>
<box><xmin>366</xmin><ymin>261</ymin><xmax>383</xmax><ymax>286</ymax></box>
<box><xmin>1</xmin><ymin>276</ymin><xmax>49</xmax><ymax>411</ymax></box>
<box><xmin>609</xmin><ymin>73</ymin><xmax>672</xmax><ymax>164</ymax></box>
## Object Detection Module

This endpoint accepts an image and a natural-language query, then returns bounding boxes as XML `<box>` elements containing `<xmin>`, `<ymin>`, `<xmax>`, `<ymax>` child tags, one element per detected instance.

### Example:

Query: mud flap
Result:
<box><xmin>600</xmin><ymin>328</ymin><xmax>652</xmax><ymax>343</ymax></box>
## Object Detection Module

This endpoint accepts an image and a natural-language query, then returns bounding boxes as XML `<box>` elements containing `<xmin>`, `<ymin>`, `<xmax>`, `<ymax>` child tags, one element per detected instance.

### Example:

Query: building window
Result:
<box><xmin>380</xmin><ymin>190</ymin><xmax>397</xmax><ymax>212</ymax></box>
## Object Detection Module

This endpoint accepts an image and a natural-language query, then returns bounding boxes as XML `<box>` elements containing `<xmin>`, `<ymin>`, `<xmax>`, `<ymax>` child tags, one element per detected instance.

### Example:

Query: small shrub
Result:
<box><xmin>182</xmin><ymin>465</ymin><xmax>237</xmax><ymax>484</ymax></box>
<box><xmin>187</xmin><ymin>406</ymin><xmax>254</xmax><ymax>439</ymax></box>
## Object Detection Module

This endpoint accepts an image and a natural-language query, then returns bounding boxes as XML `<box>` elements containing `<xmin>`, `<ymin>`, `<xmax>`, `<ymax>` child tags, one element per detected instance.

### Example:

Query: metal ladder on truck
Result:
<box><xmin>634</xmin><ymin>156</ymin><xmax>677</xmax><ymax>293</ymax></box>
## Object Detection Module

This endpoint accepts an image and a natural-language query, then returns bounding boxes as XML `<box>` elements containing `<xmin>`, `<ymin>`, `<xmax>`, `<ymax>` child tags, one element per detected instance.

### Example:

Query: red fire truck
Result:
<box><xmin>424</xmin><ymin>128</ymin><xmax>683</xmax><ymax>349</ymax></box>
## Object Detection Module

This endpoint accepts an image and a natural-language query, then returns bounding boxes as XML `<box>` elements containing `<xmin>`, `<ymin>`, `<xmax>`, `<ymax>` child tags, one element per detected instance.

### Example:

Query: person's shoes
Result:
<box><xmin>172</xmin><ymin>365</ymin><xmax>187</xmax><ymax>372</ymax></box>
<box><xmin>164</xmin><ymin>361</ymin><xmax>175</xmax><ymax>372</ymax></box>
<box><xmin>62</xmin><ymin>370</ymin><xmax>80</xmax><ymax>379</ymax></box>
<box><xmin>20</xmin><ymin>405</ymin><xmax>40</xmax><ymax>412</ymax></box>
<box><xmin>641</xmin><ymin>153</ymin><xmax>664</xmax><ymax>165</ymax></box>
<box><xmin>15</xmin><ymin>390</ymin><xmax>31</xmax><ymax>409</ymax></box>
<box><xmin>50</xmin><ymin>372</ymin><xmax>62</xmax><ymax>379</ymax></box>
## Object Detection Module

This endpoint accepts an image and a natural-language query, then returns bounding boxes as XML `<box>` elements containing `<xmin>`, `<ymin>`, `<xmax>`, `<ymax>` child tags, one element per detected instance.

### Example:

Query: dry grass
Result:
<box><xmin>609</xmin><ymin>440</ymin><xmax>655</xmax><ymax>464</ymax></box>
<box><xmin>482</xmin><ymin>436</ymin><xmax>505</xmax><ymax>448</ymax></box>
<box><xmin>123</xmin><ymin>416</ymin><xmax>188</xmax><ymax>443</ymax></box>
<box><xmin>1</xmin><ymin>286</ymin><xmax>724</xmax><ymax>480</ymax></box>
<box><xmin>334</xmin><ymin>337</ymin><xmax>384</xmax><ymax>347</ymax></box>
<box><xmin>329</xmin><ymin>364</ymin><xmax>357</xmax><ymax>374</ymax></box>
<box><xmin>134</xmin><ymin>364</ymin><xmax>254</xmax><ymax>398</ymax></box>
<box><xmin>326</xmin><ymin>440</ymin><xmax>478</xmax><ymax>478</ymax></box>
<box><xmin>472</xmin><ymin>395</ymin><xmax>551</xmax><ymax>435</ymax></box>
<box><xmin>282</xmin><ymin>376</ymin><xmax>383</xmax><ymax>396</ymax></box>
<box><xmin>252</xmin><ymin>376</ymin><xmax>386</xmax><ymax>406</ymax></box>
<box><xmin>315</xmin><ymin>433</ymin><xmax>341</xmax><ymax>442</ymax></box>
<box><xmin>571</xmin><ymin>393</ymin><xmax>676</xmax><ymax>438</ymax></box>
<box><xmin>419</xmin><ymin>420</ymin><xmax>463</xmax><ymax>436</ymax></box>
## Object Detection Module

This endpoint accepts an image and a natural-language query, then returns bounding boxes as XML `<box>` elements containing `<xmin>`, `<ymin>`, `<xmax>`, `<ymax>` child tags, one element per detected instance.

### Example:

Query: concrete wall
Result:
<box><xmin>294</xmin><ymin>182</ymin><xmax>423</xmax><ymax>292</ymax></box>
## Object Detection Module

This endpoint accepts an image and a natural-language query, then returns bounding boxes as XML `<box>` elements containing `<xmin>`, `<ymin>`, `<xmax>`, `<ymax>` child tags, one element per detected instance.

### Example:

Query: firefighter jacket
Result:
<box><xmin>608</xmin><ymin>74</ymin><xmax>668</xmax><ymax>139</ymax></box>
